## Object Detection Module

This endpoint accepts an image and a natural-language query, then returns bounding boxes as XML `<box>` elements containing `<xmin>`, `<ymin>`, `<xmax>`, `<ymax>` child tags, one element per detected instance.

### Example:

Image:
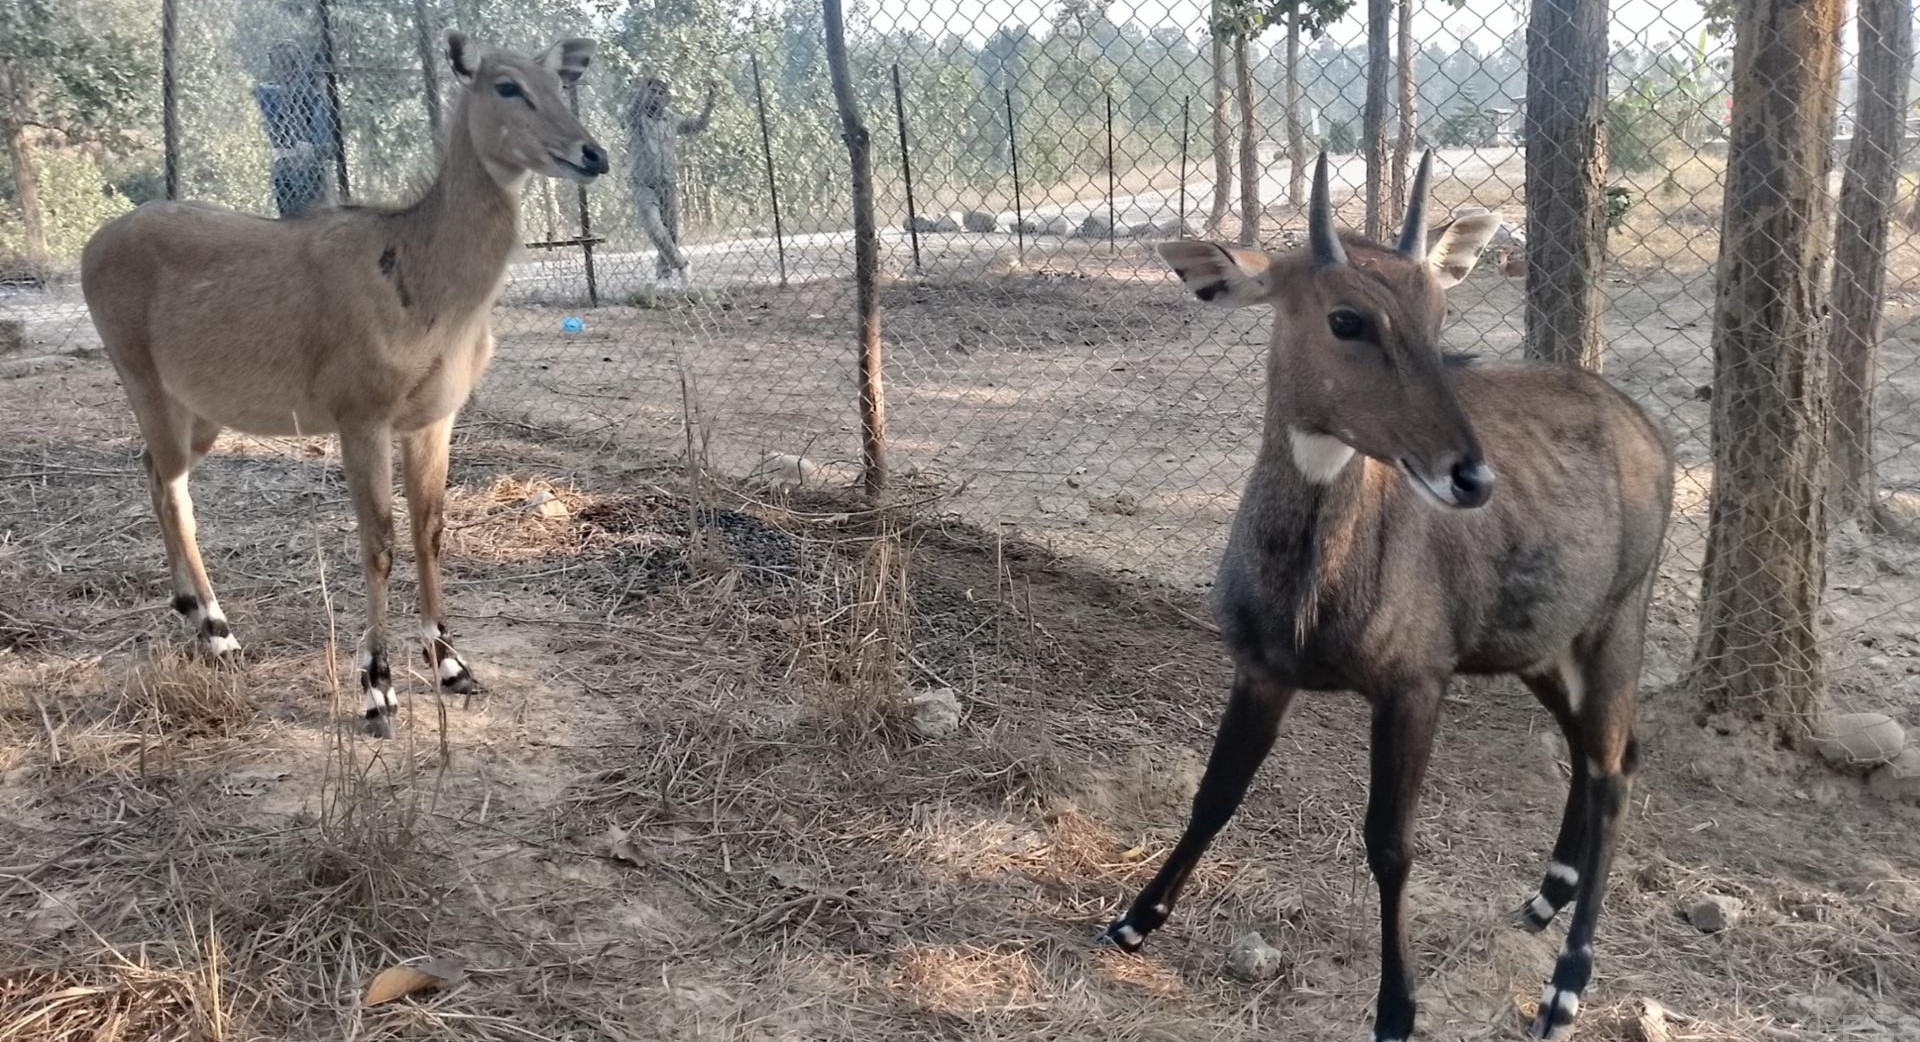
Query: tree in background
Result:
<box><xmin>1827</xmin><ymin>0</ymin><xmax>1912</xmax><ymax>524</ymax></box>
<box><xmin>1691</xmin><ymin>0</ymin><xmax>1843</xmax><ymax>739</ymax></box>
<box><xmin>0</xmin><ymin>0</ymin><xmax>153</xmax><ymax>267</ymax></box>
<box><xmin>1523</xmin><ymin>0</ymin><xmax>1607</xmax><ymax>370</ymax></box>
<box><xmin>1361</xmin><ymin>0</ymin><xmax>1388</xmax><ymax>237</ymax></box>
<box><xmin>1281</xmin><ymin>0</ymin><xmax>1354</xmax><ymax>203</ymax></box>
<box><xmin>1207</xmin><ymin>0</ymin><xmax>1234</xmax><ymax>234</ymax></box>
<box><xmin>1388</xmin><ymin>0</ymin><xmax>1415</xmax><ymax>225</ymax></box>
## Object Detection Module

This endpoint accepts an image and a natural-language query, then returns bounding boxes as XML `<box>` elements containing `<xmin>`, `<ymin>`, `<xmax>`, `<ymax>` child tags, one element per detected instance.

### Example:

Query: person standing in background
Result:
<box><xmin>625</xmin><ymin>73</ymin><xmax>715</xmax><ymax>287</ymax></box>
<box><xmin>254</xmin><ymin>41</ymin><xmax>338</xmax><ymax>218</ymax></box>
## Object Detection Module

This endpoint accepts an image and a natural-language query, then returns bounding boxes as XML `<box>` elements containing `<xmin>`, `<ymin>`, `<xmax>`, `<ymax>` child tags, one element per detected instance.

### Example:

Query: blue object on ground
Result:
<box><xmin>562</xmin><ymin>316</ymin><xmax>584</xmax><ymax>333</ymax></box>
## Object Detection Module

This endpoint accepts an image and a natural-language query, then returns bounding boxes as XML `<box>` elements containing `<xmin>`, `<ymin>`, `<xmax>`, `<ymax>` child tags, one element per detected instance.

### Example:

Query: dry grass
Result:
<box><xmin>4</xmin><ymin>297</ymin><xmax>1920</xmax><ymax>1042</ymax></box>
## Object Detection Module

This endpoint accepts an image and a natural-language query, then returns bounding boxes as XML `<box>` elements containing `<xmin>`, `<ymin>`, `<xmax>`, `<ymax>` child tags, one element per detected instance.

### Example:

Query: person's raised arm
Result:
<box><xmin>677</xmin><ymin>78</ymin><xmax>716</xmax><ymax>135</ymax></box>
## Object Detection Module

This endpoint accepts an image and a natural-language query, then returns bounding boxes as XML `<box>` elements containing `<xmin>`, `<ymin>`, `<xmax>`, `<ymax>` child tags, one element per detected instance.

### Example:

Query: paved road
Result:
<box><xmin>5</xmin><ymin>146</ymin><xmax>1527</xmax><ymax>336</ymax></box>
<box><xmin>502</xmin><ymin>145</ymin><xmax>1527</xmax><ymax>304</ymax></box>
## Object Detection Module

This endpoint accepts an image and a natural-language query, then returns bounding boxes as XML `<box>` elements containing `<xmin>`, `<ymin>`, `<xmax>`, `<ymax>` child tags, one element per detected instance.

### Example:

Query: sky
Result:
<box><xmin>866</xmin><ymin>0</ymin><xmax>1722</xmax><ymax>57</ymax></box>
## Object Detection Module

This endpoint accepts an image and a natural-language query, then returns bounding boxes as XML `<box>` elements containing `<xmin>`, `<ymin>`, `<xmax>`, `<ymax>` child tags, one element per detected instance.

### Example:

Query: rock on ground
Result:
<box><xmin>1811</xmin><ymin>712</ymin><xmax>1905</xmax><ymax>767</ymax></box>
<box><xmin>1684</xmin><ymin>894</ymin><xmax>1743</xmax><ymax>933</ymax></box>
<box><xmin>906</xmin><ymin>686</ymin><xmax>961</xmax><ymax>739</ymax></box>
<box><xmin>1076</xmin><ymin>214</ymin><xmax>1114</xmax><ymax>238</ymax></box>
<box><xmin>1867</xmin><ymin>748</ymin><xmax>1920</xmax><ymax>803</ymax></box>
<box><xmin>962</xmin><ymin>210</ymin><xmax>998</xmax><ymax>233</ymax></box>
<box><xmin>1225</xmin><ymin>931</ymin><xmax>1285</xmax><ymax>982</ymax></box>
<box><xmin>749</xmin><ymin>452</ymin><xmax>822</xmax><ymax>488</ymax></box>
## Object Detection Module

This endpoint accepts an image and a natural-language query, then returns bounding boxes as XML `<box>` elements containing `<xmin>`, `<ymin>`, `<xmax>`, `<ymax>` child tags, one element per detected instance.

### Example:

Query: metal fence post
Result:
<box><xmin>1006</xmin><ymin>87</ymin><xmax>1024</xmax><ymax>261</ymax></box>
<box><xmin>1107</xmin><ymin>91</ymin><xmax>1117</xmax><ymax>251</ymax></box>
<box><xmin>750</xmin><ymin>55</ymin><xmax>788</xmax><ymax>288</ymax></box>
<box><xmin>1179</xmin><ymin>95</ymin><xmax>1190</xmax><ymax>232</ymax></box>
<box><xmin>412</xmin><ymin>0</ymin><xmax>442</xmax><ymax>145</ymax></box>
<box><xmin>892</xmin><ymin>63</ymin><xmax>922</xmax><ymax>273</ymax></box>
<box><xmin>161</xmin><ymin>0</ymin><xmax>180</xmax><ymax>200</ymax></box>
<box><xmin>566</xmin><ymin>82</ymin><xmax>599</xmax><ymax>307</ymax></box>
<box><xmin>315</xmin><ymin>0</ymin><xmax>351</xmax><ymax>201</ymax></box>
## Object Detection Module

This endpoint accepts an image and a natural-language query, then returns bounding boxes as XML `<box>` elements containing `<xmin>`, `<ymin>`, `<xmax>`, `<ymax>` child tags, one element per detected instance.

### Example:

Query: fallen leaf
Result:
<box><xmin>220</xmin><ymin>766</ymin><xmax>292</xmax><ymax>797</ymax></box>
<box><xmin>364</xmin><ymin>956</ymin><xmax>464</xmax><ymax>1006</ymax></box>
<box><xmin>26</xmin><ymin>891</ymin><xmax>80</xmax><ymax>938</ymax></box>
<box><xmin>768</xmin><ymin>863</ymin><xmax>814</xmax><ymax>891</ymax></box>
<box><xmin>604</xmin><ymin>826</ymin><xmax>644</xmax><ymax>867</ymax></box>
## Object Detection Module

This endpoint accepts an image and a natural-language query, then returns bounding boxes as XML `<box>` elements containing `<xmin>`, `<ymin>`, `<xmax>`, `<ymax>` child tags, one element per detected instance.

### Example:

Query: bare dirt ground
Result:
<box><xmin>4</xmin><ymin>152</ymin><xmax>1920</xmax><ymax>1040</ymax></box>
<box><xmin>3</xmin><ymin>338</ymin><xmax>1920</xmax><ymax>1040</ymax></box>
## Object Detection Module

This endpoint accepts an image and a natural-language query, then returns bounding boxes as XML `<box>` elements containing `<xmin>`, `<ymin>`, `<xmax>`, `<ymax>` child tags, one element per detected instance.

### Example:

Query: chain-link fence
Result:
<box><xmin>7</xmin><ymin>0</ymin><xmax>1920</xmax><ymax>724</ymax></box>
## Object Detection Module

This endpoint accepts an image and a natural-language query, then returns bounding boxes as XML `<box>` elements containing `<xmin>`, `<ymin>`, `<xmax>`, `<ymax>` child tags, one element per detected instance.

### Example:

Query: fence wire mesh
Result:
<box><xmin>6</xmin><ymin>0</ymin><xmax>1920</xmax><ymax>724</ymax></box>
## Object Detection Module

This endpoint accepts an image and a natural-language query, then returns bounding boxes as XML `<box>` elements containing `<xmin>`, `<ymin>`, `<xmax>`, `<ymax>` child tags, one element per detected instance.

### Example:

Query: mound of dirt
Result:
<box><xmin>578</xmin><ymin>495</ymin><xmax>804</xmax><ymax>603</ymax></box>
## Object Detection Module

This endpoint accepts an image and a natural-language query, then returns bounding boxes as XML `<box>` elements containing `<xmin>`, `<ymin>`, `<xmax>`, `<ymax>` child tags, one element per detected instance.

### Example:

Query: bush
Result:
<box><xmin>1326</xmin><ymin>121</ymin><xmax>1358</xmax><ymax>154</ymax></box>
<box><xmin>1608</xmin><ymin>87</ymin><xmax>1677</xmax><ymax>174</ymax></box>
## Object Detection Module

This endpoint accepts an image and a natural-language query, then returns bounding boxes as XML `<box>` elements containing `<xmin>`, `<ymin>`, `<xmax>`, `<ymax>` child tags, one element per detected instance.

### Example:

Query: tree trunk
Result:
<box><xmin>1523</xmin><ymin>0</ymin><xmax>1608</xmax><ymax>370</ymax></box>
<box><xmin>1692</xmin><ymin>0</ymin><xmax>1843</xmax><ymax>739</ymax></box>
<box><xmin>0</xmin><ymin>62</ymin><xmax>48</xmax><ymax>265</ymax></box>
<box><xmin>1286</xmin><ymin>13</ymin><xmax>1306</xmax><ymax>205</ymax></box>
<box><xmin>1827</xmin><ymin>0</ymin><xmax>1911</xmax><ymax>521</ymax></box>
<box><xmin>1237</xmin><ymin>35</ymin><xmax>1260</xmax><ymax>246</ymax></box>
<box><xmin>1208</xmin><ymin>2</ymin><xmax>1234</xmax><ymax>235</ymax></box>
<box><xmin>824</xmin><ymin>0</ymin><xmax>888</xmax><ymax>503</ymax></box>
<box><xmin>1363</xmin><ymin>0</ymin><xmax>1390</xmax><ymax>238</ymax></box>
<box><xmin>1390</xmin><ymin>0</ymin><xmax>1417</xmax><ymax>226</ymax></box>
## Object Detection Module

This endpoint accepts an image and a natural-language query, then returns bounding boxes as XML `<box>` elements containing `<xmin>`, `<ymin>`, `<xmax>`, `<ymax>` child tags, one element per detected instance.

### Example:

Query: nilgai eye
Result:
<box><xmin>494</xmin><ymin>80</ymin><xmax>523</xmax><ymax>99</ymax></box>
<box><xmin>1328</xmin><ymin>310</ymin><xmax>1365</xmax><ymax>340</ymax></box>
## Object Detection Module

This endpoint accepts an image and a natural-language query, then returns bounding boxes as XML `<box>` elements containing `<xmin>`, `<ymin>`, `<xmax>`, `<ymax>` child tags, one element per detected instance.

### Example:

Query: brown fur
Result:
<box><xmin>1115</xmin><ymin>155</ymin><xmax>1675</xmax><ymax>1042</ymax></box>
<box><xmin>80</xmin><ymin>31</ymin><xmax>607</xmax><ymax>734</ymax></box>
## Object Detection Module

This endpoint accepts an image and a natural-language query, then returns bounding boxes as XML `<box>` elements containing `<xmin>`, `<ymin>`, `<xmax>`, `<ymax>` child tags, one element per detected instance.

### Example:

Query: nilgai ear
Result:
<box><xmin>1425</xmin><ymin>212</ymin><xmax>1502</xmax><ymax>289</ymax></box>
<box><xmin>1157</xmin><ymin>240</ymin><xmax>1273</xmax><ymax>308</ymax></box>
<box><xmin>536</xmin><ymin>38</ymin><xmax>597</xmax><ymax>85</ymax></box>
<box><xmin>446</xmin><ymin>30</ymin><xmax>475</xmax><ymax>85</ymax></box>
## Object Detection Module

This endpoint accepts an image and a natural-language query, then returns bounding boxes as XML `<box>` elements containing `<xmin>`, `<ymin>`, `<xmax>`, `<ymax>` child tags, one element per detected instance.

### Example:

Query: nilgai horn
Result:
<box><xmin>1103</xmin><ymin>151</ymin><xmax>1674</xmax><ymax>1042</ymax></box>
<box><xmin>81</xmin><ymin>31</ymin><xmax>608</xmax><ymax>737</ymax></box>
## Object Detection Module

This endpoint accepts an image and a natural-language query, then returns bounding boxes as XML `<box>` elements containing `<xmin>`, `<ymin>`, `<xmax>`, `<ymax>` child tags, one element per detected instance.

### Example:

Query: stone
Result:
<box><xmin>1811</xmin><ymin>712</ymin><xmax>1905</xmax><ymax>767</ymax></box>
<box><xmin>906</xmin><ymin>686</ymin><xmax>961</xmax><ymax>739</ymax></box>
<box><xmin>749</xmin><ymin>452</ymin><xmax>822</xmax><ymax>488</ymax></box>
<box><xmin>1684</xmin><ymin>894</ymin><xmax>1743</xmax><ymax>933</ymax></box>
<box><xmin>524</xmin><ymin>490</ymin><xmax>569</xmax><ymax>520</ymax></box>
<box><xmin>962</xmin><ymin>209</ymin><xmax>998</xmax><ymax>233</ymax></box>
<box><xmin>1077</xmin><ymin>213</ymin><xmax>1114</xmax><ymax>238</ymax></box>
<box><xmin>908</xmin><ymin>213</ymin><xmax>961</xmax><ymax>233</ymax></box>
<box><xmin>1630</xmin><ymin>999</ymin><xmax>1674</xmax><ymax>1042</ymax></box>
<box><xmin>1225</xmin><ymin>930</ymin><xmax>1285</xmax><ymax>982</ymax></box>
<box><xmin>1867</xmin><ymin>748</ymin><xmax>1920</xmax><ymax>803</ymax></box>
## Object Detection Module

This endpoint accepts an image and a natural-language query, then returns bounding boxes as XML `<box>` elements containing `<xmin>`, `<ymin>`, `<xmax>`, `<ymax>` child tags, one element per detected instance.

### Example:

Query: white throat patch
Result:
<box><xmin>1288</xmin><ymin>428</ymin><xmax>1356</xmax><ymax>483</ymax></box>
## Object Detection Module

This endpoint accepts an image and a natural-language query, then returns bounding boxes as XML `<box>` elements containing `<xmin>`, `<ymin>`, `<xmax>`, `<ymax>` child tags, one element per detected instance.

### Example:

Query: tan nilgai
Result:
<box><xmin>81</xmin><ymin>31</ymin><xmax>608</xmax><ymax>737</ymax></box>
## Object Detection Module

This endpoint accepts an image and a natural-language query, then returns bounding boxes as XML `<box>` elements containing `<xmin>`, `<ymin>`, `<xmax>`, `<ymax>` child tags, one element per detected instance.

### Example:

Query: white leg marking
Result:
<box><xmin>1557</xmin><ymin>648</ymin><xmax>1584</xmax><ymax>711</ymax></box>
<box><xmin>205</xmin><ymin>632</ymin><xmax>242</xmax><ymax>655</ymax></box>
<box><xmin>1528</xmin><ymin>894</ymin><xmax>1554</xmax><ymax>921</ymax></box>
<box><xmin>438</xmin><ymin>655</ymin><xmax>468</xmax><ymax>681</ymax></box>
<box><xmin>1553</xmin><ymin>989</ymin><xmax>1580</xmax><ymax>1017</ymax></box>
<box><xmin>420</xmin><ymin>621</ymin><xmax>445</xmax><ymax>644</ymax></box>
<box><xmin>1547</xmin><ymin>862</ymin><xmax>1580</xmax><ymax>887</ymax></box>
<box><xmin>1288</xmin><ymin>428</ymin><xmax>1356</xmax><ymax>483</ymax></box>
<box><xmin>1151</xmin><ymin>902</ymin><xmax>1169</xmax><ymax>917</ymax></box>
<box><xmin>1114</xmin><ymin>923</ymin><xmax>1143</xmax><ymax>946</ymax></box>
